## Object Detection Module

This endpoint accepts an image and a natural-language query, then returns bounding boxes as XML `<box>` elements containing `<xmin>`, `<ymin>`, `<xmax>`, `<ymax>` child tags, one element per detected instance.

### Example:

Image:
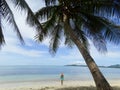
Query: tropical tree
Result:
<box><xmin>35</xmin><ymin>0</ymin><xmax>120</xmax><ymax>90</ymax></box>
<box><xmin>1</xmin><ymin>0</ymin><xmax>120</xmax><ymax>90</ymax></box>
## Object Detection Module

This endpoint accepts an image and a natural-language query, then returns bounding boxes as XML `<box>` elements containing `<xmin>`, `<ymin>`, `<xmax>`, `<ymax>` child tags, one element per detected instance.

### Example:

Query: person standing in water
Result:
<box><xmin>60</xmin><ymin>73</ymin><xmax>64</xmax><ymax>85</ymax></box>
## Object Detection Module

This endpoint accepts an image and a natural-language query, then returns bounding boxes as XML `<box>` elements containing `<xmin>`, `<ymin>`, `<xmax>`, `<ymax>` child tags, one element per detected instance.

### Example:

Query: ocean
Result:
<box><xmin>0</xmin><ymin>65</ymin><xmax>119</xmax><ymax>83</ymax></box>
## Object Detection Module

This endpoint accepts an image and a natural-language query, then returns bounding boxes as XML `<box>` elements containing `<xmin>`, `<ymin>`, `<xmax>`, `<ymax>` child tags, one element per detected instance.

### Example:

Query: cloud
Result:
<box><xmin>2</xmin><ymin>46</ymin><xmax>46</xmax><ymax>57</ymax></box>
<box><xmin>1</xmin><ymin>0</ymin><xmax>119</xmax><ymax>66</ymax></box>
<box><xmin>53</xmin><ymin>47</ymin><xmax>84</xmax><ymax>63</ymax></box>
<box><xmin>2</xmin><ymin>22</ymin><xmax>46</xmax><ymax>58</ymax></box>
<box><xmin>106</xmin><ymin>51</ymin><xmax>120</xmax><ymax>58</ymax></box>
<box><xmin>1</xmin><ymin>1</ymin><xmax>47</xmax><ymax>58</ymax></box>
<box><xmin>70</xmin><ymin>60</ymin><xmax>86</xmax><ymax>65</ymax></box>
<box><xmin>60</xmin><ymin>49</ymin><xmax>83</xmax><ymax>60</ymax></box>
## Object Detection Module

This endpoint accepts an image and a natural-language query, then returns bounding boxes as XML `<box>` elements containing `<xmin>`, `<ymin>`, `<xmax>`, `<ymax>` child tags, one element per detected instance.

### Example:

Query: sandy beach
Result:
<box><xmin>0</xmin><ymin>80</ymin><xmax>119</xmax><ymax>90</ymax></box>
<box><xmin>0</xmin><ymin>65</ymin><xmax>119</xmax><ymax>90</ymax></box>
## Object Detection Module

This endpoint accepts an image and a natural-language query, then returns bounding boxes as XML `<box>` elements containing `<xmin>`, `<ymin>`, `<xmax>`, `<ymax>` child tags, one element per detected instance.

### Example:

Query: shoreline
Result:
<box><xmin>0</xmin><ymin>80</ymin><xmax>119</xmax><ymax>90</ymax></box>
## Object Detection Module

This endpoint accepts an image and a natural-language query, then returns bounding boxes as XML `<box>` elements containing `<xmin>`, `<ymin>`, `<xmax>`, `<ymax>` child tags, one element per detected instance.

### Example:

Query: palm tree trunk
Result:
<box><xmin>63</xmin><ymin>14</ymin><xmax>113</xmax><ymax>90</ymax></box>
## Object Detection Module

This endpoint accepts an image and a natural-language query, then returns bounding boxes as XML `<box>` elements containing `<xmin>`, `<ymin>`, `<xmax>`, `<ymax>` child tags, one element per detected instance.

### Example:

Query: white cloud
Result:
<box><xmin>60</xmin><ymin>51</ymin><xmax>83</xmax><ymax>60</ymax></box>
<box><xmin>2</xmin><ymin>20</ymin><xmax>46</xmax><ymax>58</ymax></box>
<box><xmin>1</xmin><ymin>0</ymin><xmax>47</xmax><ymax>58</ymax></box>
<box><xmin>70</xmin><ymin>60</ymin><xmax>86</xmax><ymax>65</ymax></box>
<box><xmin>89</xmin><ymin>43</ymin><xmax>120</xmax><ymax>59</ymax></box>
<box><xmin>106</xmin><ymin>51</ymin><xmax>120</xmax><ymax>58</ymax></box>
<box><xmin>2</xmin><ymin>45</ymin><xmax>46</xmax><ymax>57</ymax></box>
<box><xmin>1</xmin><ymin>0</ymin><xmax>119</xmax><ymax>66</ymax></box>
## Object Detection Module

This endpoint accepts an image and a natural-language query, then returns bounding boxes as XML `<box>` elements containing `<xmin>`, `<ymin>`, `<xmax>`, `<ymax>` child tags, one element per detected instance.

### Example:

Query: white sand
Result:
<box><xmin>0</xmin><ymin>80</ymin><xmax>119</xmax><ymax>90</ymax></box>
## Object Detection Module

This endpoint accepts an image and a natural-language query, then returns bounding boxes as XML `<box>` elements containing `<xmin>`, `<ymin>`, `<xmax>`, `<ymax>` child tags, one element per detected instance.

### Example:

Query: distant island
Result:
<box><xmin>65</xmin><ymin>64</ymin><xmax>120</xmax><ymax>68</ymax></box>
<box><xmin>107</xmin><ymin>64</ymin><xmax>120</xmax><ymax>68</ymax></box>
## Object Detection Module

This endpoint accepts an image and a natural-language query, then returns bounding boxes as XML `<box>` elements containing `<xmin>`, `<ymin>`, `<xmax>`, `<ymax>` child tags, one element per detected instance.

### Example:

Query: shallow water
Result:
<box><xmin>0</xmin><ymin>65</ymin><xmax>119</xmax><ymax>83</ymax></box>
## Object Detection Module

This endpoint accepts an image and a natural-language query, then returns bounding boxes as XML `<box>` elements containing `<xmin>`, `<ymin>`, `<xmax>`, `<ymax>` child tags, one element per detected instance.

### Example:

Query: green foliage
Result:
<box><xmin>35</xmin><ymin>0</ymin><xmax>120</xmax><ymax>54</ymax></box>
<box><xmin>49</xmin><ymin>23</ymin><xmax>63</xmax><ymax>54</ymax></box>
<box><xmin>11</xmin><ymin>0</ymin><xmax>43</xmax><ymax>32</ymax></box>
<box><xmin>1</xmin><ymin>0</ymin><xmax>120</xmax><ymax>53</ymax></box>
<box><xmin>1</xmin><ymin>0</ymin><xmax>24</xmax><ymax>45</ymax></box>
<box><xmin>1</xmin><ymin>0</ymin><xmax>44</xmax><ymax>46</ymax></box>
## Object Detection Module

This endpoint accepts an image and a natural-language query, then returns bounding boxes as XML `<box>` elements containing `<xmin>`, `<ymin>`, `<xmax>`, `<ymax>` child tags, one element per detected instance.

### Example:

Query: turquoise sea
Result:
<box><xmin>0</xmin><ymin>65</ymin><xmax>119</xmax><ymax>83</ymax></box>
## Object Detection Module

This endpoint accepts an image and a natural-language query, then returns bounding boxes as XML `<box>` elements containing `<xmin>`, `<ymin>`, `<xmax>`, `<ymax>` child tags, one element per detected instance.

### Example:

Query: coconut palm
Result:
<box><xmin>1</xmin><ymin>0</ymin><xmax>120</xmax><ymax>90</ymax></box>
<box><xmin>35</xmin><ymin>0</ymin><xmax>120</xmax><ymax>90</ymax></box>
<box><xmin>0</xmin><ymin>0</ymin><xmax>43</xmax><ymax>46</ymax></box>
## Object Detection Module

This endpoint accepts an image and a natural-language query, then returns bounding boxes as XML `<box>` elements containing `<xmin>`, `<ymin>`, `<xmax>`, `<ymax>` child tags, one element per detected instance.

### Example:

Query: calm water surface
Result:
<box><xmin>0</xmin><ymin>65</ymin><xmax>119</xmax><ymax>83</ymax></box>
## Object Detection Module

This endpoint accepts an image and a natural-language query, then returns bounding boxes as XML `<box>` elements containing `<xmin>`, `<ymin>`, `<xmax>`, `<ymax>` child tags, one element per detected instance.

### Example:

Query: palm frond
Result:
<box><xmin>82</xmin><ymin>12</ymin><xmax>120</xmax><ymax>46</ymax></box>
<box><xmin>11</xmin><ymin>0</ymin><xmax>43</xmax><ymax>32</ymax></box>
<box><xmin>0</xmin><ymin>0</ymin><xmax>5</xmax><ymax>46</ymax></box>
<box><xmin>103</xmin><ymin>27</ymin><xmax>120</xmax><ymax>45</ymax></box>
<box><xmin>42</xmin><ymin>11</ymin><xmax>57</xmax><ymax>32</ymax></box>
<box><xmin>94</xmin><ymin>17</ymin><xmax>120</xmax><ymax>45</ymax></box>
<box><xmin>93</xmin><ymin>34</ymin><xmax>107</xmax><ymax>53</ymax></box>
<box><xmin>1</xmin><ymin>0</ymin><xmax>24</xmax><ymax>43</ymax></box>
<box><xmin>64</xmin><ymin>35</ymin><xmax>74</xmax><ymax>48</ymax></box>
<box><xmin>0</xmin><ymin>24</ymin><xmax>5</xmax><ymax>46</ymax></box>
<box><xmin>49</xmin><ymin>24</ymin><xmax>62</xmax><ymax>54</ymax></box>
<box><xmin>35</xmin><ymin>6</ymin><xmax>58</xmax><ymax>21</ymax></box>
<box><xmin>67</xmin><ymin>18</ymin><xmax>90</xmax><ymax>51</ymax></box>
<box><xmin>93</xmin><ymin>1</ymin><xmax>120</xmax><ymax>18</ymax></box>
<box><xmin>83</xmin><ymin>25</ymin><xmax>107</xmax><ymax>53</ymax></box>
<box><xmin>74</xmin><ymin>28</ymin><xmax>90</xmax><ymax>53</ymax></box>
<box><xmin>80</xmin><ymin>12</ymin><xmax>107</xmax><ymax>50</ymax></box>
<box><xmin>72</xmin><ymin>0</ymin><xmax>120</xmax><ymax>19</ymax></box>
<box><xmin>36</xmin><ymin>10</ymin><xmax>57</xmax><ymax>43</ymax></box>
<box><xmin>44</xmin><ymin>0</ymin><xmax>57</xmax><ymax>6</ymax></box>
<box><xmin>64</xmin><ymin>19</ymin><xmax>75</xmax><ymax>48</ymax></box>
<box><xmin>76</xmin><ymin>13</ymin><xmax>109</xmax><ymax>52</ymax></box>
<box><xmin>72</xmin><ymin>18</ymin><xmax>90</xmax><ymax>52</ymax></box>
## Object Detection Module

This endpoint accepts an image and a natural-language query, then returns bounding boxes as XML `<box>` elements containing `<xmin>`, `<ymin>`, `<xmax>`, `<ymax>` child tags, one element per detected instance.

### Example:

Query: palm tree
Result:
<box><xmin>1</xmin><ymin>0</ymin><xmax>120</xmax><ymax>90</ymax></box>
<box><xmin>35</xmin><ymin>0</ymin><xmax>120</xmax><ymax>90</ymax></box>
<box><xmin>0</xmin><ymin>0</ymin><xmax>43</xmax><ymax>46</ymax></box>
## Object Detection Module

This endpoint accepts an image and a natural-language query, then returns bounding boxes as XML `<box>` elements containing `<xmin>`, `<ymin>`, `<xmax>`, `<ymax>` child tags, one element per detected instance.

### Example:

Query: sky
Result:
<box><xmin>0</xmin><ymin>0</ymin><xmax>120</xmax><ymax>66</ymax></box>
